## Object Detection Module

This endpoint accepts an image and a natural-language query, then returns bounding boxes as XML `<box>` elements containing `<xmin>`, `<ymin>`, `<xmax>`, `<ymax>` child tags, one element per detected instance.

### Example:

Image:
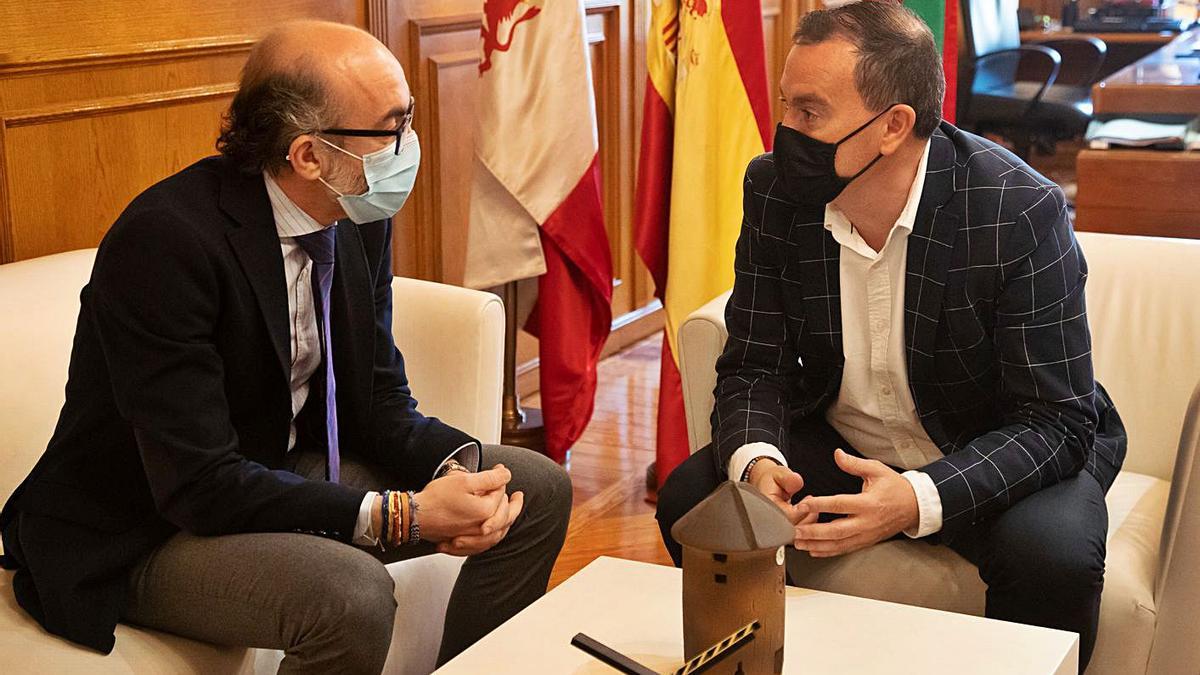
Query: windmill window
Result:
<box><xmin>712</xmin><ymin>553</ymin><xmax>727</xmax><ymax>563</ymax></box>
<box><xmin>714</xmin><ymin>574</ymin><xmax>727</xmax><ymax>584</ymax></box>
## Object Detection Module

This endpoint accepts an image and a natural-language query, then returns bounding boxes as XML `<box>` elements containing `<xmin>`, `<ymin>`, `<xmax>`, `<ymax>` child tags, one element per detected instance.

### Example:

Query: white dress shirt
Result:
<box><xmin>728</xmin><ymin>140</ymin><xmax>944</xmax><ymax>538</ymax></box>
<box><xmin>263</xmin><ymin>174</ymin><xmax>478</xmax><ymax>546</ymax></box>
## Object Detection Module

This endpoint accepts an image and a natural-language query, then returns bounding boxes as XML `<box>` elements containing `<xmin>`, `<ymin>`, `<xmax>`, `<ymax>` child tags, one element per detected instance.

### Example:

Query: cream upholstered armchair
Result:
<box><xmin>677</xmin><ymin>232</ymin><xmax>1200</xmax><ymax>674</ymax></box>
<box><xmin>0</xmin><ymin>248</ymin><xmax>504</xmax><ymax>674</ymax></box>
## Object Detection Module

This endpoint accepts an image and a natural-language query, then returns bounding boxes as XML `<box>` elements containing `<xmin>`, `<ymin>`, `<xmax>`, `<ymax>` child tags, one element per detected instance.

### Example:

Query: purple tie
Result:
<box><xmin>295</xmin><ymin>227</ymin><xmax>340</xmax><ymax>483</ymax></box>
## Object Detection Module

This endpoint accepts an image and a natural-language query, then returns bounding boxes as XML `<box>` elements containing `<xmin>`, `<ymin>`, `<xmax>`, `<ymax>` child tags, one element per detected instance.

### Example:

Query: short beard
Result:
<box><xmin>321</xmin><ymin>146</ymin><xmax>369</xmax><ymax>196</ymax></box>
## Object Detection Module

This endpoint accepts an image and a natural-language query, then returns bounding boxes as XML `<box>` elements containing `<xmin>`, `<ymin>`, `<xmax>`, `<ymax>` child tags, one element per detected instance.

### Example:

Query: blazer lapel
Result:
<box><xmin>220</xmin><ymin>166</ymin><xmax>291</xmax><ymax>380</ymax></box>
<box><xmin>904</xmin><ymin>127</ymin><xmax>962</xmax><ymax>401</ymax></box>
<box><xmin>790</xmin><ymin>212</ymin><xmax>844</xmax><ymax>359</ymax></box>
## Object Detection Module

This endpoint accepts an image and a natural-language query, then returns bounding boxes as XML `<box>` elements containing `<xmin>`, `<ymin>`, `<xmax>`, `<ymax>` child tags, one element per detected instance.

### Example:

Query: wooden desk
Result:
<box><xmin>1074</xmin><ymin>29</ymin><xmax>1200</xmax><ymax>238</ymax></box>
<box><xmin>1021</xmin><ymin>28</ymin><xmax>1180</xmax><ymax>83</ymax></box>
<box><xmin>1021</xmin><ymin>28</ymin><xmax>1178</xmax><ymax>46</ymax></box>
<box><xmin>1091</xmin><ymin>28</ymin><xmax>1200</xmax><ymax>115</ymax></box>
<box><xmin>1076</xmin><ymin>150</ymin><xmax>1200</xmax><ymax>237</ymax></box>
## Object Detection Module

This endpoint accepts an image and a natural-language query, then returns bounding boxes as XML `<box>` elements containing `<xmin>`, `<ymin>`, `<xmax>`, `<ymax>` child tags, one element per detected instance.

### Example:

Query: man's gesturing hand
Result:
<box><xmin>793</xmin><ymin>450</ymin><xmax>919</xmax><ymax>558</ymax></box>
<box><xmin>747</xmin><ymin>459</ymin><xmax>810</xmax><ymax>525</ymax></box>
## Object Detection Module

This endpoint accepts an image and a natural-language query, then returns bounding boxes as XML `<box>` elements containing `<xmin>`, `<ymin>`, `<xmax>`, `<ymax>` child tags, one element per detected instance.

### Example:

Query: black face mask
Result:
<box><xmin>773</xmin><ymin>105</ymin><xmax>896</xmax><ymax>206</ymax></box>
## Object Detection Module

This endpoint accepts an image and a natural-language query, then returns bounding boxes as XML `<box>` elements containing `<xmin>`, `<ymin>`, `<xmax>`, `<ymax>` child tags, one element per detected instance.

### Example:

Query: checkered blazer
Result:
<box><xmin>712</xmin><ymin>122</ymin><xmax>1127</xmax><ymax>538</ymax></box>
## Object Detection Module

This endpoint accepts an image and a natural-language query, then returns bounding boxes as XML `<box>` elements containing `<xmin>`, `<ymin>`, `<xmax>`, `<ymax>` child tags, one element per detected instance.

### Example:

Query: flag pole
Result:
<box><xmin>500</xmin><ymin>280</ymin><xmax>547</xmax><ymax>454</ymax></box>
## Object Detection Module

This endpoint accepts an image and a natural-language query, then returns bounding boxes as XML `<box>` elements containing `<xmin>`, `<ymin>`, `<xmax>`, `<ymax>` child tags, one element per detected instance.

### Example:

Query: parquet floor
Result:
<box><xmin>525</xmin><ymin>333</ymin><xmax>674</xmax><ymax>589</ymax></box>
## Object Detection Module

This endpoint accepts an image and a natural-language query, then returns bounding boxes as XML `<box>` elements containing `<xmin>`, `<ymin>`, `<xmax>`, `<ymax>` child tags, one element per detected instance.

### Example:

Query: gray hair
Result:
<box><xmin>793</xmin><ymin>0</ymin><xmax>945</xmax><ymax>138</ymax></box>
<box><xmin>216</xmin><ymin>45</ymin><xmax>340</xmax><ymax>174</ymax></box>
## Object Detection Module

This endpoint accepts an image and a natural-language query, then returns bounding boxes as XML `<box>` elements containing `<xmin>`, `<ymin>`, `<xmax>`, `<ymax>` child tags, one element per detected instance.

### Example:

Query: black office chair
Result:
<box><xmin>958</xmin><ymin>0</ymin><xmax>1107</xmax><ymax>157</ymax></box>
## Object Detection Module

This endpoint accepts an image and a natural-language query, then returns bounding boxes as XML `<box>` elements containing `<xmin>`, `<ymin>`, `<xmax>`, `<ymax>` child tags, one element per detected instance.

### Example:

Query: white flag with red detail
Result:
<box><xmin>465</xmin><ymin>0</ymin><xmax>614</xmax><ymax>462</ymax></box>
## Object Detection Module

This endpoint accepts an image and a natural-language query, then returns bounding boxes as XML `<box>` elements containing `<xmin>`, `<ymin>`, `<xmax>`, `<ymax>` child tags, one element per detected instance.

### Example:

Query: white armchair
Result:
<box><xmin>0</xmin><ymin>249</ymin><xmax>505</xmax><ymax>674</ymax></box>
<box><xmin>677</xmin><ymin>232</ymin><xmax>1200</xmax><ymax>674</ymax></box>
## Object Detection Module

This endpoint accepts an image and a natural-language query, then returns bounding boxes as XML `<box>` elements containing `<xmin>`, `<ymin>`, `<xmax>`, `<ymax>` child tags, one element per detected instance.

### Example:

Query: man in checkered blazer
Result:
<box><xmin>656</xmin><ymin>2</ymin><xmax>1126</xmax><ymax>670</ymax></box>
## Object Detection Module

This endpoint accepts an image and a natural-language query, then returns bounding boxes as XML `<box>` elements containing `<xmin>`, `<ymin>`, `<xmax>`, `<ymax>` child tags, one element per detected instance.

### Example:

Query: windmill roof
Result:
<box><xmin>670</xmin><ymin>480</ymin><xmax>794</xmax><ymax>552</ymax></box>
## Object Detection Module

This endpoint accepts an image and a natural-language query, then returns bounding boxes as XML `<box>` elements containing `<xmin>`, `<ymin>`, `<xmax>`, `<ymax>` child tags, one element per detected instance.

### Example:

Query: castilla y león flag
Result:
<box><xmin>465</xmin><ymin>0</ymin><xmax>614</xmax><ymax>462</ymax></box>
<box><xmin>634</xmin><ymin>0</ymin><xmax>773</xmax><ymax>487</ymax></box>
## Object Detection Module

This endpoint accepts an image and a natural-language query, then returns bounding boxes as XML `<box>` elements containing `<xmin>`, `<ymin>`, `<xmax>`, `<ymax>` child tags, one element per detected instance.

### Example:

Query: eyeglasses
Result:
<box><xmin>318</xmin><ymin>97</ymin><xmax>415</xmax><ymax>156</ymax></box>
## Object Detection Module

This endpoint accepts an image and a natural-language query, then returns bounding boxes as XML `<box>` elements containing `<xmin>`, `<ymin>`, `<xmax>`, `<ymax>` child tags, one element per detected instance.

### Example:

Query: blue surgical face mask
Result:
<box><xmin>316</xmin><ymin>131</ymin><xmax>420</xmax><ymax>224</ymax></box>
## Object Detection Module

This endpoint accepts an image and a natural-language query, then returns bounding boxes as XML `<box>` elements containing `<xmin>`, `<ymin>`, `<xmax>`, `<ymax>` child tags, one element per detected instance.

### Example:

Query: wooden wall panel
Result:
<box><xmin>0</xmin><ymin>1</ymin><xmax>362</xmax><ymax>68</ymax></box>
<box><xmin>0</xmin><ymin>0</ymin><xmax>824</xmax><ymax>391</ymax></box>
<box><xmin>427</xmin><ymin>49</ymin><xmax>481</xmax><ymax>287</ymax></box>
<box><xmin>4</xmin><ymin>92</ymin><xmax>233</xmax><ymax>260</ymax></box>
<box><xmin>403</xmin><ymin>14</ymin><xmax>481</xmax><ymax>282</ymax></box>
<box><xmin>0</xmin><ymin>0</ymin><xmax>372</xmax><ymax>264</ymax></box>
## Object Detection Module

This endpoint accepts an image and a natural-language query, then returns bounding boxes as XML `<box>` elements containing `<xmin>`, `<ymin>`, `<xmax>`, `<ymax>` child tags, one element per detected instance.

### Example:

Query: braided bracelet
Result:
<box><xmin>390</xmin><ymin>490</ymin><xmax>402</xmax><ymax>547</ymax></box>
<box><xmin>407</xmin><ymin>491</ymin><xmax>421</xmax><ymax>545</ymax></box>
<box><xmin>379</xmin><ymin>490</ymin><xmax>391</xmax><ymax>544</ymax></box>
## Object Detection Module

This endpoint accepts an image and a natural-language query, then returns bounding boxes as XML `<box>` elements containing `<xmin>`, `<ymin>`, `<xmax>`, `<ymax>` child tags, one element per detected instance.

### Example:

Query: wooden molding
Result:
<box><xmin>5</xmin><ymin>84</ymin><xmax>238</xmax><ymax>128</ymax></box>
<box><xmin>0</xmin><ymin>36</ymin><xmax>257</xmax><ymax>76</ymax></box>
<box><xmin>424</xmin><ymin>50</ymin><xmax>481</xmax><ymax>282</ymax></box>
<box><xmin>0</xmin><ymin>121</ymin><xmax>12</xmax><ymax>263</ymax></box>
<box><xmin>409</xmin><ymin>14</ymin><xmax>482</xmax><ymax>38</ymax></box>
<box><xmin>367</xmin><ymin>0</ymin><xmax>390</xmax><ymax>45</ymax></box>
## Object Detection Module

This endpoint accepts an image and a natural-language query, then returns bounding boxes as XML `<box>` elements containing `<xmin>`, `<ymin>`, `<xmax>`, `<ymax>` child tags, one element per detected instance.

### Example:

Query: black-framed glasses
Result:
<box><xmin>318</xmin><ymin>98</ymin><xmax>415</xmax><ymax>155</ymax></box>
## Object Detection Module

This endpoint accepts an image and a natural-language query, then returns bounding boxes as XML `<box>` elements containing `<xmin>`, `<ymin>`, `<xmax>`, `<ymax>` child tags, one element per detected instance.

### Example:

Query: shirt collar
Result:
<box><xmin>824</xmin><ymin>138</ymin><xmax>933</xmax><ymax>255</ymax></box>
<box><xmin>263</xmin><ymin>172</ymin><xmax>336</xmax><ymax>239</ymax></box>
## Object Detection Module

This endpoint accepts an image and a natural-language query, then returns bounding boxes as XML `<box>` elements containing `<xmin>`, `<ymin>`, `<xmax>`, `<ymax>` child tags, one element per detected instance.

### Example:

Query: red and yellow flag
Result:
<box><xmin>634</xmin><ymin>0</ymin><xmax>773</xmax><ymax>487</ymax></box>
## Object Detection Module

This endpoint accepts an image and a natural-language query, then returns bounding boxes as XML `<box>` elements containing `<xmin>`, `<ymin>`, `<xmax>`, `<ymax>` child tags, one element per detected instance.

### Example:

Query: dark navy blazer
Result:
<box><xmin>0</xmin><ymin>156</ymin><xmax>476</xmax><ymax>652</ymax></box>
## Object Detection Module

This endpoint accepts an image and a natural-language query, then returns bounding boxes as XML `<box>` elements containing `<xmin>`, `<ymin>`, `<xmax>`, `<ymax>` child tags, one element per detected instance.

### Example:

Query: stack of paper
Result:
<box><xmin>1086</xmin><ymin>117</ymin><xmax>1200</xmax><ymax>150</ymax></box>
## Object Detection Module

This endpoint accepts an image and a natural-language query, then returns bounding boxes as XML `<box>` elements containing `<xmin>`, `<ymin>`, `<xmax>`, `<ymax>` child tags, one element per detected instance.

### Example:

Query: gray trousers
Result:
<box><xmin>120</xmin><ymin>445</ymin><xmax>572</xmax><ymax>674</ymax></box>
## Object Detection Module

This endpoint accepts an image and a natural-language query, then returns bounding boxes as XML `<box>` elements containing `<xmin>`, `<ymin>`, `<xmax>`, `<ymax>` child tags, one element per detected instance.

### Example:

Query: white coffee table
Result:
<box><xmin>436</xmin><ymin>556</ymin><xmax>1078</xmax><ymax>674</ymax></box>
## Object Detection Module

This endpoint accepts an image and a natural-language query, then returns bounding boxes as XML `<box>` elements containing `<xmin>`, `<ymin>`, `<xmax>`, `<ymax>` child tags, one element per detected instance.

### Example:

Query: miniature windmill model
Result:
<box><xmin>571</xmin><ymin>481</ymin><xmax>792</xmax><ymax>675</ymax></box>
<box><xmin>671</xmin><ymin>480</ymin><xmax>792</xmax><ymax>675</ymax></box>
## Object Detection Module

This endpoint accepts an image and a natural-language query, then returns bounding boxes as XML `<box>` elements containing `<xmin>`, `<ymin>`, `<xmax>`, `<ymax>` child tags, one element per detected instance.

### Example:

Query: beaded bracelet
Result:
<box><xmin>741</xmin><ymin>455</ymin><xmax>781</xmax><ymax>482</ymax></box>
<box><xmin>379</xmin><ymin>490</ymin><xmax>391</xmax><ymax>544</ymax></box>
<box><xmin>377</xmin><ymin>490</ymin><xmax>424</xmax><ymax>548</ymax></box>
<box><xmin>407</xmin><ymin>491</ymin><xmax>420</xmax><ymax>545</ymax></box>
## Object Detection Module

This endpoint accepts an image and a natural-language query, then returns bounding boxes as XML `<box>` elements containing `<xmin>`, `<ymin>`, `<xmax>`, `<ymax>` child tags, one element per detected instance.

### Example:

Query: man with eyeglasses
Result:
<box><xmin>0</xmin><ymin>20</ymin><xmax>572</xmax><ymax>672</ymax></box>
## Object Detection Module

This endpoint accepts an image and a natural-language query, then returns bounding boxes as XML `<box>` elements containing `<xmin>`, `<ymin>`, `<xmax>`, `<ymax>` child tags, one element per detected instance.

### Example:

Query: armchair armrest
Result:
<box><xmin>390</xmin><ymin>278</ymin><xmax>504</xmax><ymax>444</ymax></box>
<box><xmin>1037</xmin><ymin>36</ymin><xmax>1107</xmax><ymax>86</ymax></box>
<box><xmin>677</xmin><ymin>290</ymin><xmax>732</xmax><ymax>453</ymax></box>
<box><xmin>1149</xmin><ymin>379</ymin><xmax>1200</xmax><ymax>673</ymax></box>
<box><xmin>973</xmin><ymin>45</ymin><xmax>1063</xmax><ymax>116</ymax></box>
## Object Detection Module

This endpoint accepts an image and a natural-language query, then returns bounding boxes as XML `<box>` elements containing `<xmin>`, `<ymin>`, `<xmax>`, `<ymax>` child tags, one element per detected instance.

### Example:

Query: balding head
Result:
<box><xmin>217</xmin><ymin>20</ymin><xmax>411</xmax><ymax>175</ymax></box>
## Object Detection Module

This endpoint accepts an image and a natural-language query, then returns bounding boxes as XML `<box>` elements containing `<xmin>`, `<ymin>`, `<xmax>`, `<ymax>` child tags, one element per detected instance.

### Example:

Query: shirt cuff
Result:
<box><xmin>728</xmin><ymin>443</ymin><xmax>788</xmax><ymax>482</ymax></box>
<box><xmin>433</xmin><ymin>441</ymin><xmax>481</xmax><ymax>479</ymax></box>
<box><xmin>900</xmin><ymin>471</ymin><xmax>943</xmax><ymax>538</ymax></box>
<box><xmin>354</xmin><ymin>491</ymin><xmax>380</xmax><ymax>546</ymax></box>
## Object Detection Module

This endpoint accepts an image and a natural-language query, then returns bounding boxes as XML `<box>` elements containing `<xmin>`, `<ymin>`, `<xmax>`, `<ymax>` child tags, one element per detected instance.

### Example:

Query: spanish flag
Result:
<box><xmin>634</xmin><ymin>0</ymin><xmax>773</xmax><ymax>487</ymax></box>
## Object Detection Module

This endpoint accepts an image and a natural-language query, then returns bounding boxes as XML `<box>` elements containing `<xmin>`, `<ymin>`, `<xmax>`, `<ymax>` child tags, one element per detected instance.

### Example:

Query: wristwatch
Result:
<box><xmin>436</xmin><ymin>459</ymin><xmax>472</xmax><ymax>479</ymax></box>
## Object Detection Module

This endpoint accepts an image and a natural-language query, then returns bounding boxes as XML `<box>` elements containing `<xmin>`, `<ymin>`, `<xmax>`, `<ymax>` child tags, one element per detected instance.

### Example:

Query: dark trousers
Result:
<box><xmin>656</xmin><ymin>418</ymin><xmax>1108</xmax><ymax>671</ymax></box>
<box><xmin>121</xmin><ymin>445</ymin><xmax>572</xmax><ymax>673</ymax></box>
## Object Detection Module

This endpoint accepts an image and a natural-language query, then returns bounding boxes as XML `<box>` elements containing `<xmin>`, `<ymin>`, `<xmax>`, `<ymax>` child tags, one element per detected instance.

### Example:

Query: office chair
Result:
<box><xmin>958</xmin><ymin>0</ymin><xmax>1107</xmax><ymax>157</ymax></box>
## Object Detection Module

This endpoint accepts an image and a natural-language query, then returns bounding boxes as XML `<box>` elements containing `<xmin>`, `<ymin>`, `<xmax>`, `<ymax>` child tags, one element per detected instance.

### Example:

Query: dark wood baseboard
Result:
<box><xmin>516</xmin><ymin>301</ymin><xmax>664</xmax><ymax>397</ymax></box>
